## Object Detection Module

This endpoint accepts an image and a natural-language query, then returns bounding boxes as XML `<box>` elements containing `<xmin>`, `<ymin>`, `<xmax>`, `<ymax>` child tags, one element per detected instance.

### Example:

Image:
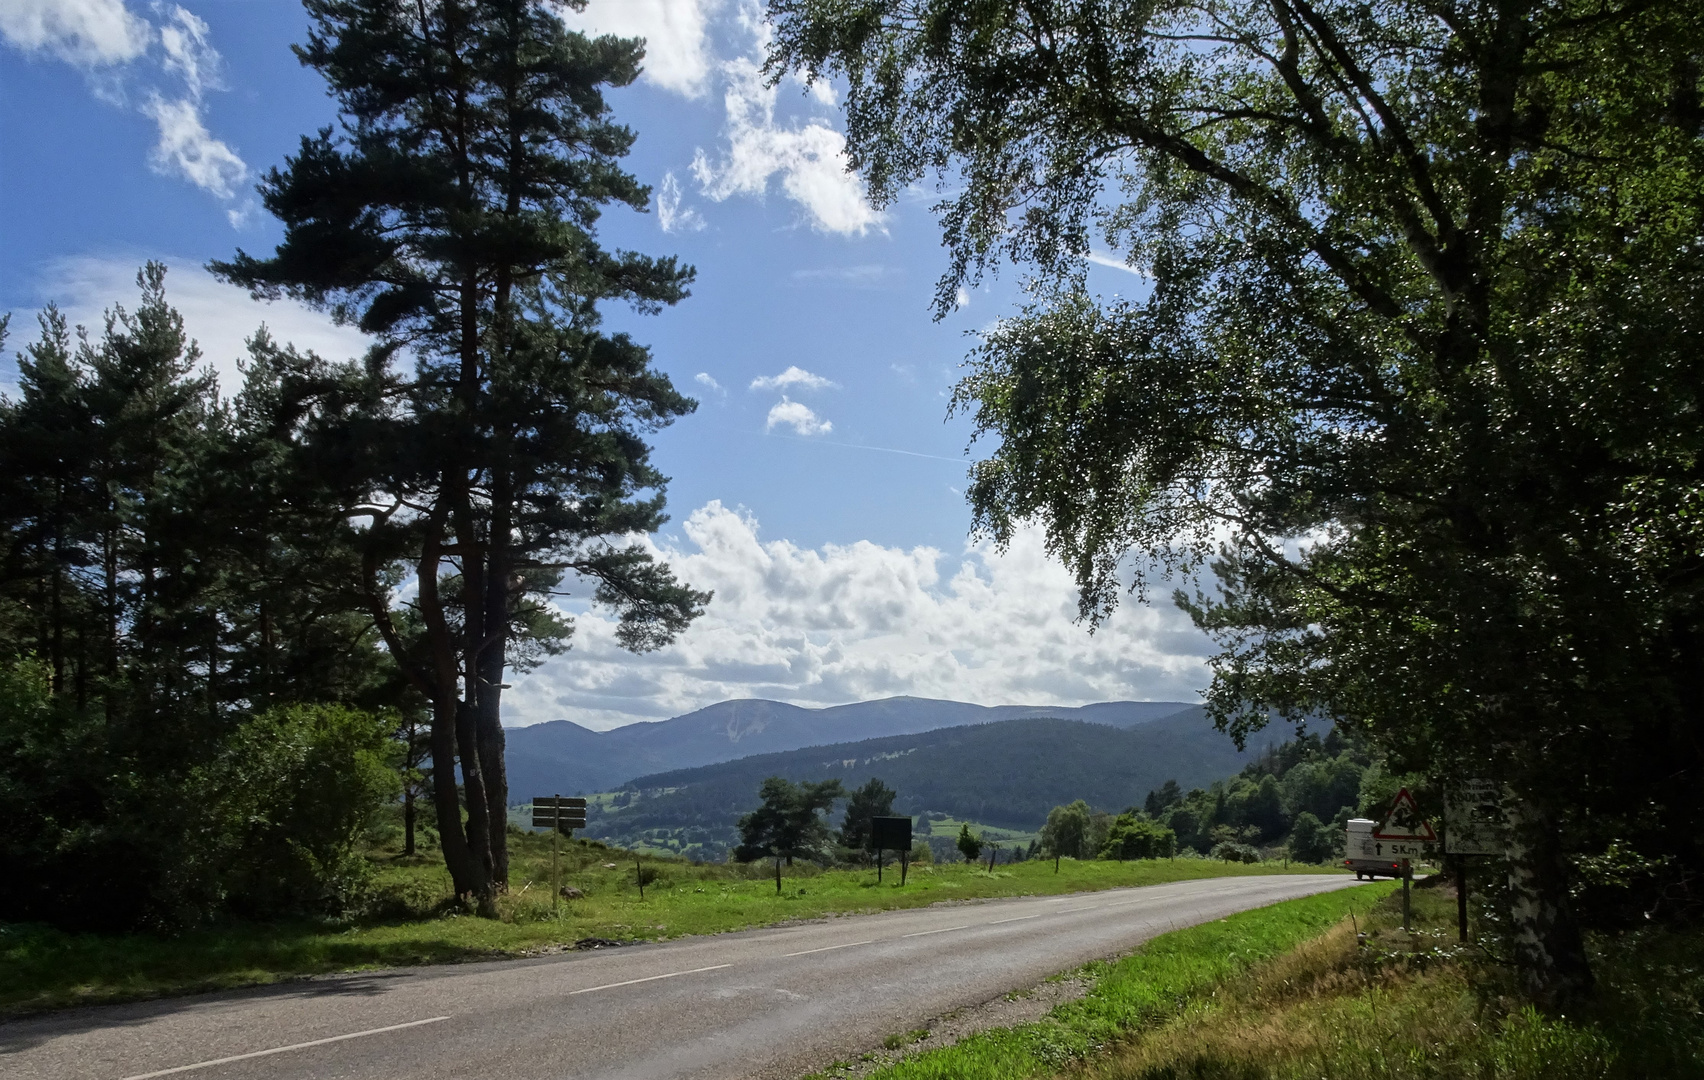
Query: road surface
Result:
<box><xmin>1</xmin><ymin>874</ymin><xmax>1366</xmax><ymax>1080</ymax></box>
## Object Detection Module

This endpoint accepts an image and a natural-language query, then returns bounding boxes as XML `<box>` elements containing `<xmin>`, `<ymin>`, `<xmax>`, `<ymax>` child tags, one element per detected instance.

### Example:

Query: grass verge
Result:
<box><xmin>831</xmin><ymin>879</ymin><xmax>1704</xmax><ymax>1080</ymax></box>
<box><xmin>814</xmin><ymin>882</ymin><xmax>1391</xmax><ymax>1080</ymax></box>
<box><xmin>0</xmin><ymin>836</ymin><xmax>1338</xmax><ymax>1016</ymax></box>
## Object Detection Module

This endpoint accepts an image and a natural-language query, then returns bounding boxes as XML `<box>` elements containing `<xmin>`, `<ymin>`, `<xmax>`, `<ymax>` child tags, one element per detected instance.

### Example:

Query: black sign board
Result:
<box><xmin>870</xmin><ymin>816</ymin><xmax>912</xmax><ymax>851</ymax></box>
<box><xmin>532</xmin><ymin>795</ymin><xmax>587</xmax><ymax>833</ymax></box>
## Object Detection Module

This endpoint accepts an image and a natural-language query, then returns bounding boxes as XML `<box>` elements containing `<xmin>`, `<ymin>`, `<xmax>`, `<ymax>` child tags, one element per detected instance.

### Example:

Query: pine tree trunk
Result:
<box><xmin>428</xmin><ymin>701</ymin><xmax>482</xmax><ymax>900</ymax></box>
<box><xmin>478</xmin><ymin>472</ymin><xmax>513</xmax><ymax>888</ymax></box>
<box><xmin>1503</xmin><ymin>796</ymin><xmax>1594</xmax><ymax>1009</ymax></box>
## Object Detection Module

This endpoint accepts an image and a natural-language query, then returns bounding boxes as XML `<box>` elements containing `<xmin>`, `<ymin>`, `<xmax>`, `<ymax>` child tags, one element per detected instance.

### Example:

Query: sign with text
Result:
<box><xmin>532</xmin><ymin>796</ymin><xmax>587</xmax><ymax>833</ymax></box>
<box><xmin>1445</xmin><ymin>779</ymin><xmax>1503</xmax><ymax>856</ymax></box>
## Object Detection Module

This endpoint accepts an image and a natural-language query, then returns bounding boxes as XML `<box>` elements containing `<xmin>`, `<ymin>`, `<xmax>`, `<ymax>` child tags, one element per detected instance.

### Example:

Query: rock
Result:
<box><xmin>559</xmin><ymin>886</ymin><xmax>584</xmax><ymax>899</ymax></box>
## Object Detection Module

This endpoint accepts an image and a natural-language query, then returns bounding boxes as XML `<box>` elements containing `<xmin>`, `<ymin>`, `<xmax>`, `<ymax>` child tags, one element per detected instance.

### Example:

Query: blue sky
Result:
<box><xmin>1</xmin><ymin>0</ymin><xmax>1215</xmax><ymax>728</ymax></box>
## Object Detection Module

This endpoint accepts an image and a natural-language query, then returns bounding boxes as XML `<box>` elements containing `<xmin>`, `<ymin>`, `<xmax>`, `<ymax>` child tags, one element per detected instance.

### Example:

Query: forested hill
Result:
<box><xmin>505</xmin><ymin>697</ymin><xmax>1197</xmax><ymax>799</ymax></box>
<box><xmin>581</xmin><ymin>709</ymin><xmax>1286</xmax><ymax>845</ymax></box>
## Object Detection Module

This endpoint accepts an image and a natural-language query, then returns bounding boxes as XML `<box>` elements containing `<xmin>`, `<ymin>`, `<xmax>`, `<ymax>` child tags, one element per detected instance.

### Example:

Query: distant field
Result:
<box><xmin>0</xmin><ymin>831</ymin><xmax>1342</xmax><ymax>1016</ymax></box>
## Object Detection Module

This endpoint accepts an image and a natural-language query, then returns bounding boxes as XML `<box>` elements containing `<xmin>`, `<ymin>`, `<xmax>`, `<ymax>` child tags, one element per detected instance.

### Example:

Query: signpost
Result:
<box><xmin>1444</xmin><ymin>779</ymin><xmax>1503</xmax><ymax>943</ymax></box>
<box><xmin>1374</xmin><ymin>788</ymin><xmax>1436</xmax><ymax>933</ymax></box>
<box><xmin>871</xmin><ymin>816</ymin><xmax>913</xmax><ymax>885</ymax></box>
<box><xmin>532</xmin><ymin>796</ymin><xmax>588</xmax><ymax>916</ymax></box>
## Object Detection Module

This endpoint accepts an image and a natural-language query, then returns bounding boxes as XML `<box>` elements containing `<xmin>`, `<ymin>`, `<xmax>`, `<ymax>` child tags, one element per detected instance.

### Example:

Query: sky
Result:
<box><xmin>0</xmin><ymin>0</ymin><xmax>1218</xmax><ymax>728</ymax></box>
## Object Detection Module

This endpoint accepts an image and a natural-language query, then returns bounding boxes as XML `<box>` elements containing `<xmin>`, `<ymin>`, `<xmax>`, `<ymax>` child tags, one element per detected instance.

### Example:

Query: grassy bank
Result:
<box><xmin>0</xmin><ymin>833</ymin><xmax>1336</xmax><ymax>1016</ymax></box>
<box><xmin>833</xmin><ymin>878</ymin><xmax>1704</xmax><ymax>1080</ymax></box>
<box><xmin>818</xmin><ymin>881</ymin><xmax>1391</xmax><ymax>1080</ymax></box>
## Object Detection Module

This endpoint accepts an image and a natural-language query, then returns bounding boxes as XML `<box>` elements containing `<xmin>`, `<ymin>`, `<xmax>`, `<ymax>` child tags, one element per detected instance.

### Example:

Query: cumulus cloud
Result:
<box><xmin>655</xmin><ymin>171</ymin><xmax>704</xmax><ymax>233</ymax></box>
<box><xmin>0</xmin><ymin>0</ymin><xmax>150</xmax><ymax>66</ymax></box>
<box><xmin>503</xmin><ymin>502</ymin><xmax>1212</xmax><ymax>728</ymax></box>
<box><xmin>765</xmin><ymin>397</ymin><xmax>832</xmax><ymax>436</ymax></box>
<box><xmin>557</xmin><ymin>0</ymin><xmax>717</xmax><ymax>99</ymax></box>
<box><xmin>1</xmin><ymin>1</ymin><xmax>249</xmax><ymax>216</ymax></box>
<box><xmin>691</xmin><ymin>42</ymin><xmax>880</xmax><ymax>235</ymax></box>
<box><xmin>694</xmin><ymin>371</ymin><xmax>725</xmax><ymax>394</ymax></box>
<box><xmin>750</xmin><ymin>365</ymin><xmax>838</xmax><ymax>392</ymax></box>
<box><xmin>7</xmin><ymin>255</ymin><xmax>372</xmax><ymax>396</ymax></box>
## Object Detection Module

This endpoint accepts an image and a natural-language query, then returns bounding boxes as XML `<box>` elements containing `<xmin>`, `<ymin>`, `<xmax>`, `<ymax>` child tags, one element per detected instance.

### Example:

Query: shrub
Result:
<box><xmin>204</xmin><ymin>704</ymin><xmax>402</xmax><ymax>917</ymax></box>
<box><xmin>956</xmin><ymin>823</ymin><xmax>984</xmax><ymax>862</ymax></box>
<box><xmin>1211</xmin><ymin>841</ymin><xmax>1262</xmax><ymax>864</ymax></box>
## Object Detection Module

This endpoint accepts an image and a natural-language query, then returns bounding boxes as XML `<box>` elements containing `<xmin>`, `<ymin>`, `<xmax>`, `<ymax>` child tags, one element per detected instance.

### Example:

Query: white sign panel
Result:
<box><xmin>1445</xmin><ymin>779</ymin><xmax>1503</xmax><ymax>856</ymax></box>
<box><xmin>1349</xmin><ymin>834</ymin><xmax>1424</xmax><ymax>861</ymax></box>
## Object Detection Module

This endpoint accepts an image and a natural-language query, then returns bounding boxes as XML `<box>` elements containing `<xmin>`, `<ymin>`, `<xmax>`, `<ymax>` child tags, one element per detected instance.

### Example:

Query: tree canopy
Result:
<box><xmin>768</xmin><ymin>0</ymin><xmax>1704</xmax><ymax>1004</ymax></box>
<box><xmin>215</xmin><ymin>0</ymin><xmax>708</xmax><ymax>909</ymax></box>
<box><xmin>838</xmin><ymin>776</ymin><xmax>898</xmax><ymax>852</ymax></box>
<box><xmin>735</xmin><ymin>777</ymin><xmax>846</xmax><ymax>866</ymax></box>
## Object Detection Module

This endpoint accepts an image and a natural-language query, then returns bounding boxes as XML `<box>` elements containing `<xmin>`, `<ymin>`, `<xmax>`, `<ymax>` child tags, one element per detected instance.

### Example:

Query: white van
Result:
<box><xmin>1343</xmin><ymin>817</ymin><xmax>1405</xmax><ymax>879</ymax></box>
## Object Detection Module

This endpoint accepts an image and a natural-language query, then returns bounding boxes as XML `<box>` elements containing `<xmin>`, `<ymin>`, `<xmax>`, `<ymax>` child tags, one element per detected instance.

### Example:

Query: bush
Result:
<box><xmin>203</xmin><ymin>704</ymin><xmax>402</xmax><ymax>917</ymax></box>
<box><xmin>1211</xmin><ymin>841</ymin><xmax>1262</xmax><ymax>864</ymax></box>
<box><xmin>0</xmin><ymin>666</ymin><xmax>399</xmax><ymax>928</ymax></box>
<box><xmin>957</xmin><ymin>823</ymin><xmax>984</xmax><ymax>862</ymax></box>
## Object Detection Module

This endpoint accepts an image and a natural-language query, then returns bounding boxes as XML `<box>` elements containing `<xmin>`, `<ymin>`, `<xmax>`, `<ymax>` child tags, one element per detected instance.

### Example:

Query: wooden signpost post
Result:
<box><xmin>1444</xmin><ymin>779</ymin><xmax>1502</xmax><ymax>944</ymax></box>
<box><xmin>532</xmin><ymin>795</ymin><xmax>587</xmax><ymax>916</ymax></box>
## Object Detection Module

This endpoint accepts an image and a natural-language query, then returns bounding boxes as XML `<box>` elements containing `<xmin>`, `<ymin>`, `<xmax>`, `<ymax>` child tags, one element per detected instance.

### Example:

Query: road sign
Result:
<box><xmin>1373</xmin><ymin>788</ymin><xmax>1437</xmax><ymax>843</ymax></box>
<box><xmin>870</xmin><ymin>816</ymin><xmax>912</xmax><ymax>851</ymax></box>
<box><xmin>532</xmin><ymin>795</ymin><xmax>587</xmax><ymax>833</ymax></box>
<box><xmin>1445</xmin><ymin>779</ymin><xmax>1503</xmax><ymax>856</ymax></box>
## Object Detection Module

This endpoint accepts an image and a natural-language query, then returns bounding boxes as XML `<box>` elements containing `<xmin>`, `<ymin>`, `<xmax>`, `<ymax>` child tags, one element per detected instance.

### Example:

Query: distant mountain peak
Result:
<box><xmin>505</xmin><ymin>695</ymin><xmax>1200</xmax><ymax>801</ymax></box>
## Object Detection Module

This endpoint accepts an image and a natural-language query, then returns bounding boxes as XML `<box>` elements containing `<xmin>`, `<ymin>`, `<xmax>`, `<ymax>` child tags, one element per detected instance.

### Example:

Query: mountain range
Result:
<box><xmin>578</xmin><ymin>710</ymin><xmax>1289</xmax><ymax>857</ymax></box>
<box><xmin>503</xmin><ymin>696</ymin><xmax>1201</xmax><ymax>800</ymax></box>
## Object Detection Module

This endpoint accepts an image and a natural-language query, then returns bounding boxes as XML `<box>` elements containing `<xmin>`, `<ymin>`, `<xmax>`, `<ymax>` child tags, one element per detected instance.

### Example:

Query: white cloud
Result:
<box><xmin>694</xmin><ymin>371</ymin><xmax>724</xmax><ymax>394</ymax></box>
<box><xmin>155</xmin><ymin>3</ymin><xmax>219</xmax><ymax>100</ymax></box>
<box><xmin>503</xmin><ymin>502</ymin><xmax>1212</xmax><ymax>728</ymax></box>
<box><xmin>142</xmin><ymin>93</ymin><xmax>246</xmax><ymax>199</ymax></box>
<box><xmin>765</xmin><ymin>397</ymin><xmax>832</xmax><ymax>436</ymax></box>
<box><xmin>656</xmin><ymin>171</ymin><xmax>704</xmax><ymax>233</ymax></box>
<box><xmin>750</xmin><ymin>365</ymin><xmax>838</xmax><ymax>392</ymax></box>
<box><xmin>9</xmin><ymin>255</ymin><xmax>373</xmax><ymax>396</ymax></box>
<box><xmin>1</xmin><ymin>0</ymin><xmax>249</xmax><ymax>218</ymax></box>
<box><xmin>691</xmin><ymin>50</ymin><xmax>881</xmax><ymax>235</ymax></box>
<box><xmin>557</xmin><ymin>0</ymin><xmax>717</xmax><ymax>98</ymax></box>
<box><xmin>0</xmin><ymin>0</ymin><xmax>151</xmax><ymax>66</ymax></box>
<box><xmin>955</xmin><ymin>286</ymin><xmax>970</xmax><ymax>308</ymax></box>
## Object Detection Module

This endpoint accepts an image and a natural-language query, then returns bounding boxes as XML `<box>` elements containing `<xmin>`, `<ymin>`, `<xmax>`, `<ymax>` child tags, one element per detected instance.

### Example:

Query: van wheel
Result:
<box><xmin>1355</xmin><ymin>872</ymin><xmax>1363</xmax><ymax>880</ymax></box>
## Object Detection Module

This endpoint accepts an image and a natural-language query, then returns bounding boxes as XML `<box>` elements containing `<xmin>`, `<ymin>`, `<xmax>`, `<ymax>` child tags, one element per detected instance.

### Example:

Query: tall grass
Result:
<box><xmin>1086</xmin><ymin>885</ymin><xmax>1704</xmax><ymax>1080</ymax></box>
<box><xmin>835</xmin><ymin>885</ymin><xmax>1392</xmax><ymax>1080</ymax></box>
<box><xmin>839</xmin><ymin>882</ymin><xmax>1704</xmax><ymax>1080</ymax></box>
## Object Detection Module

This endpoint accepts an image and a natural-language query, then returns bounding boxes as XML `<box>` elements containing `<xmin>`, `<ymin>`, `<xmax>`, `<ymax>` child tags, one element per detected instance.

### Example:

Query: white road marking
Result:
<box><xmin>902</xmin><ymin>925</ymin><xmax>969</xmax><ymax>938</ymax></box>
<box><xmin>569</xmin><ymin>964</ymin><xmax>731</xmax><ymax>994</ymax></box>
<box><xmin>783</xmin><ymin>940</ymin><xmax>874</xmax><ymax>957</ymax></box>
<box><xmin>116</xmin><ymin>1016</ymin><xmax>451</xmax><ymax>1080</ymax></box>
<box><xmin>988</xmin><ymin>914</ymin><xmax>1042</xmax><ymax>925</ymax></box>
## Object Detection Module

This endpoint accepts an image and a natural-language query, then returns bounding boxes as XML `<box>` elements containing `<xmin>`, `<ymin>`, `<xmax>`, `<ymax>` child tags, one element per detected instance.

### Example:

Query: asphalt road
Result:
<box><xmin>2</xmin><ymin>874</ymin><xmax>1366</xmax><ymax>1080</ymax></box>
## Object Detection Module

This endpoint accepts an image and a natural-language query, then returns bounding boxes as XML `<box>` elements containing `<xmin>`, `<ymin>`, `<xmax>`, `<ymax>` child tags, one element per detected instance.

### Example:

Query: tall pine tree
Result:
<box><xmin>215</xmin><ymin>0</ymin><xmax>708</xmax><ymax>909</ymax></box>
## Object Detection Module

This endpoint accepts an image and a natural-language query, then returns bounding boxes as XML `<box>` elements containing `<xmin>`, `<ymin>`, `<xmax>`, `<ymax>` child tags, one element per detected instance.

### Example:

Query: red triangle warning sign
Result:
<box><xmin>1373</xmin><ymin>788</ymin><xmax>1438</xmax><ymax>842</ymax></box>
